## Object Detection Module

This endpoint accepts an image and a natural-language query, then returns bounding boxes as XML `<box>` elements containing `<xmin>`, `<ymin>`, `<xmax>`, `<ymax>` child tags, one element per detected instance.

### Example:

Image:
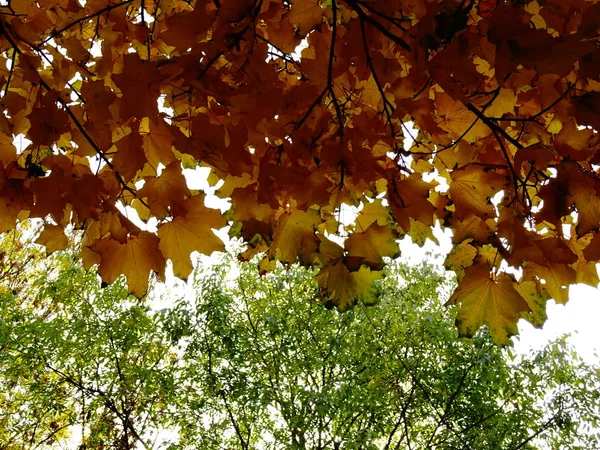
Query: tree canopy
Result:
<box><xmin>1</xmin><ymin>0</ymin><xmax>600</xmax><ymax>341</ymax></box>
<box><xmin>1</xmin><ymin>229</ymin><xmax>599</xmax><ymax>449</ymax></box>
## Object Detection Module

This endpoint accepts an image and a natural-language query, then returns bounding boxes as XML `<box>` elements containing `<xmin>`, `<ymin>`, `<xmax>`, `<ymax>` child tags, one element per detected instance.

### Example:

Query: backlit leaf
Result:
<box><xmin>316</xmin><ymin>262</ymin><xmax>382</xmax><ymax>310</ymax></box>
<box><xmin>447</xmin><ymin>264</ymin><xmax>529</xmax><ymax>344</ymax></box>
<box><xmin>35</xmin><ymin>224</ymin><xmax>68</xmax><ymax>255</ymax></box>
<box><xmin>157</xmin><ymin>194</ymin><xmax>226</xmax><ymax>279</ymax></box>
<box><xmin>92</xmin><ymin>232</ymin><xmax>166</xmax><ymax>297</ymax></box>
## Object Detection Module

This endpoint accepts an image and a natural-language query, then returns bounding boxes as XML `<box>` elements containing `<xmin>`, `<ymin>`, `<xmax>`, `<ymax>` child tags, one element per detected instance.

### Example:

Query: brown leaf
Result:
<box><xmin>92</xmin><ymin>232</ymin><xmax>166</xmax><ymax>297</ymax></box>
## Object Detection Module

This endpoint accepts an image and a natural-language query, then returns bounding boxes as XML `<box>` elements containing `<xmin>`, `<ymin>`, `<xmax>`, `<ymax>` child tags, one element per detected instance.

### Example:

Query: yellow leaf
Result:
<box><xmin>514</xmin><ymin>279</ymin><xmax>550</xmax><ymax>327</ymax></box>
<box><xmin>268</xmin><ymin>208</ymin><xmax>321</xmax><ymax>264</ymax></box>
<box><xmin>449</xmin><ymin>164</ymin><xmax>508</xmax><ymax>220</ymax></box>
<box><xmin>407</xmin><ymin>218</ymin><xmax>439</xmax><ymax>246</ymax></box>
<box><xmin>315</xmin><ymin>234</ymin><xmax>344</xmax><ymax>265</ymax></box>
<box><xmin>447</xmin><ymin>264</ymin><xmax>530</xmax><ymax>344</ymax></box>
<box><xmin>345</xmin><ymin>223</ymin><xmax>399</xmax><ymax>270</ymax></box>
<box><xmin>525</xmin><ymin>262</ymin><xmax>576</xmax><ymax>304</ymax></box>
<box><xmin>138</xmin><ymin>161</ymin><xmax>191</xmax><ymax>220</ymax></box>
<box><xmin>485</xmin><ymin>88</ymin><xmax>518</xmax><ymax>118</ymax></box>
<box><xmin>158</xmin><ymin>194</ymin><xmax>226</xmax><ymax>279</ymax></box>
<box><xmin>317</xmin><ymin>261</ymin><xmax>382</xmax><ymax>310</ymax></box>
<box><xmin>435</xmin><ymin>92</ymin><xmax>492</xmax><ymax>142</ymax></box>
<box><xmin>140</xmin><ymin>117</ymin><xmax>175</xmax><ymax>169</ymax></box>
<box><xmin>444</xmin><ymin>239</ymin><xmax>477</xmax><ymax>278</ymax></box>
<box><xmin>35</xmin><ymin>224</ymin><xmax>68</xmax><ymax>255</ymax></box>
<box><xmin>92</xmin><ymin>232</ymin><xmax>166</xmax><ymax>297</ymax></box>
<box><xmin>355</xmin><ymin>199</ymin><xmax>390</xmax><ymax>232</ymax></box>
<box><xmin>81</xmin><ymin>246</ymin><xmax>101</xmax><ymax>269</ymax></box>
<box><xmin>567</xmin><ymin>233</ymin><xmax>600</xmax><ymax>287</ymax></box>
<box><xmin>476</xmin><ymin>244</ymin><xmax>502</xmax><ymax>270</ymax></box>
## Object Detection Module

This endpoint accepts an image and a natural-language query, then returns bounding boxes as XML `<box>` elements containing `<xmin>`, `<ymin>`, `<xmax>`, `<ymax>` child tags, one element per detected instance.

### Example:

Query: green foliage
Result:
<box><xmin>0</xmin><ymin>230</ymin><xmax>598</xmax><ymax>449</ymax></box>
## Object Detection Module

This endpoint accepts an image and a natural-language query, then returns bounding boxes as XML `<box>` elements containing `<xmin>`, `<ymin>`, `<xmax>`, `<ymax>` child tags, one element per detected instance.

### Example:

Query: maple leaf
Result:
<box><xmin>91</xmin><ymin>232</ymin><xmax>166</xmax><ymax>297</ymax></box>
<box><xmin>138</xmin><ymin>161</ymin><xmax>191</xmax><ymax>220</ymax></box>
<box><xmin>157</xmin><ymin>194</ymin><xmax>226</xmax><ymax>279</ymax></box>
<box><xmin>355</xmin><ymin>199</ymin><xmax>391</xmax><ymax>232</ymax></box>
<box><xmin>345</xmin><ymin>223</ymin><xmax>400</xmax><ymax>271</ymax></box>
<box><xmin>112</xmin><ymin>54</ymin><xmax>163</xmax><ymax>120</ymax></box>
<box><xmin>316</xmin><ymin>262</ymin><xmax>383</xmax><ymax>311</ymax></box>
<box><xmin>514</xmin><ymin>279</ymin><xmax>550</xmax><ymax>328</ymax></box>
<box><xmin>449</xmin><ymin>165</ymin><xmax>508</xmax><ymax>220</ymax></box>
<box><xmin>288</xmin><ymin>0</ymin><xmax>324</xmax><ymax>36</ymax></box>
<box><xmin>447</xmin><ymin>264</ymin><xmax>530</xmax><ymax>344</ymax></box>
<box><xmin>0</xmin><ymin>131</ymin><xmax>17</xmax><ymax>165</ymax></box>
<box><xmin>140</xmin><ymin>118</ymin><xmax>176</xmax><ymax>170</ymax></box>
<box><xmin>112</xmin><ymin>130</ymin><xmax>146</xmax><ymax>183</ymax></box>
<box><xmin>387</xmin><ymin>173</ymin><xmax>436</xmax><ymax>232</ymax></box>
<box><xmin>444</xmin><ymin>239</ymin><xmax>477</xmax><ymax>279</ymax></box>
<box><xmin>524</xmin><ymin>262</ymin><xmax>576</xmax><ymax>305</ymax></box>
<box><xmin>268</xmin><ymin>208</ymin><xmax>322</xmax><ymax>265</ymax></box>
<box><xmin>435</xmin><ymin>92</ymin><xmax>491</xmax><ymax>143</ymax></box>
<box><xmin>35</xmin><ymin>224</ymin><xmax>68</xmax><ymax>255</ymax></box>
<box><xmin>0</xmin><ymin>164</ymin><xmax>32</xmax><ymax>234</ymax></box>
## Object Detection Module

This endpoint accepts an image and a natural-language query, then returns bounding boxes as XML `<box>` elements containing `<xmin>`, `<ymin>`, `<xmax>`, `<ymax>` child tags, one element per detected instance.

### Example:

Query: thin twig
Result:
<box><xmin>343</xmin><ymin>0</ymin><xmax>411</xmax><ymax>51</ymax></box>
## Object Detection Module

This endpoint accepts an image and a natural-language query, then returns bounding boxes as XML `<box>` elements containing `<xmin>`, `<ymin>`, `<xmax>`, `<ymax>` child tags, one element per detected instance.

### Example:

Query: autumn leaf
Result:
<box><xmin>447</xmin><ymin>264</ymin><xmax>530</xmax><ymax>344</ymax></box>
<box><xmin>435</xmin><ymin>92</ymin><xmax>492</xmax><ymax>143</ymax></box>
<box><xmin>288</xmin><ymin>0</ymin><xmax>324</xmax><ymax>36</ymax></box>
<box><xmin>0</xmin><ymin>164</ymin><xmax>32</xmax><ymax>234</ymax></box>
<box><xmin>514</xmin><ymin>279</ymin><xmax>550</xmax><ymax>328</ymax></box>
<box><xmin>35</xmin><ymin>224</ymin><xmax>68</xmax><ymax>255</ymax></box>
<box><xmin>138</xmin><ymin>161</ymin><xmax>191</xmax><ymax>220</ymax></box>
<box><xmin>26</xmin><ymin>93</ymin><xmax>70</xmax><ymax>147</ymax></box>
<box><xmin>157</xmin><ymin>194</ymin><xmax>226</xmax><ymax>279</ymax></box>
<box><xmin>112</xmin><ymin>54</ymin><xmax>163</xmax><ymax>121</ymax></box>
<box><xmin>444</xmin><ymin>239</ymin><xmax>477</xmax><ymax>279</ymax></box>
<box><xmin>140</xmin><ymin>118</ymin><xmax>176</xmax><ymax>169</ymax></box>
<box><xmin>112</xmin><ymin>130</ymin><xmax>146</xmax><ymax>183</ymax></box>
<box><xmin>3</xmin><ymin>0</ymin><xmax>600</xmax><ymax>339</ymax></box>
<box><xmin>355</xmin><ymin>199</ymin><xmax>391</xmax><ymax>232</ymax></box>
<box><xmin>449</xmin><ymin>164</ymin><xmax>508</xmax><ymax>220</ymax></box>
<box><xmin>345</xmin><ymin>223</ymin><xmax>400</xmax><ymax>270</ymax></box>
<box><xmin>387</xmin><ymin>173</ymin><xmax>436</xmax><ymax>232</ymax></box>
<box><xmin>0</xmin><ymin>131</ymin><xmax>16</xmax><ymax>165</ymax></box>
<box><xmin>524</xmin><ymin>262</ymin><xmax>576</xmax><ymax>305</ymax></box>
<box><xmin>316</xmin><ymin>261</ymin><xmax>382</xmax><ymax>310</ymax></box>
<box><xmin>91</xmin><ymin>232</ymin><xmax>166</xmax><ymax>297</ymax></box>
<box><xmin>268</xmin><ymin>208</ymin><xmax>322</xmax><ymax>264</ymax></box>
<box><xmin>485</xmin><ymin>88</ymin><xmax>518</xmax><ymax>118</ymax></box>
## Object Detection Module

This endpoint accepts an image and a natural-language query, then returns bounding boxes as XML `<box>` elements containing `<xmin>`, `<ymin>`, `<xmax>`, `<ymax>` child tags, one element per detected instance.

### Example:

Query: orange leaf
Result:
<box><xmin>435</xmin><ymin>92</ymin><xmax>491</xmax><ymax>143</ymax></box>
<box><xmin>138</xmin><ymin>161</ymin><xmax>191</xmax><ymax>220</ymax></box>
<box><xmin>92</xmin><ymin>232</ymin><xmax>166</xmax><ymax>297</ymax></box>
<box><xmin>449</xmin><ymin>164</ymin><xmax>508</xmax><ymax>220</ymax></box>
<box><xmin>157</xmin><ymin>195</ymin><xmax>226</xmax><ymax>279</ymax></box>
<box><xmin>288</xmin><ymin>0</ymin><xmax>323</xmax><ymax>35</ymax></box>
<box><xmin>35</xmin><ymin>224</ymin><xmax>68</xmax><ymax>255</ymax></box>
<box><xmin>140</xmin><ymin>117</ymin><xmax>175</xmax><ymax>169</ymax></box>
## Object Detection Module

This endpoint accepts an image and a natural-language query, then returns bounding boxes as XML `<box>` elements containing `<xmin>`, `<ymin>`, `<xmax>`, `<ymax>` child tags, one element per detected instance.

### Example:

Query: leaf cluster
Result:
<box><xmin>2</xmin><ymin>0</ymin><xmax>600</xmax><ymax>340</ymax></box>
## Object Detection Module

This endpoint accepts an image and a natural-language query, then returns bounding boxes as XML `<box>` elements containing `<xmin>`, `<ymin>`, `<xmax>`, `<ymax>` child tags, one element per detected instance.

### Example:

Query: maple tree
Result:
<box><xmin>1</xmin><ymin>0</ymin><xmax>600</xmax><ymax>342</ymax></box>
